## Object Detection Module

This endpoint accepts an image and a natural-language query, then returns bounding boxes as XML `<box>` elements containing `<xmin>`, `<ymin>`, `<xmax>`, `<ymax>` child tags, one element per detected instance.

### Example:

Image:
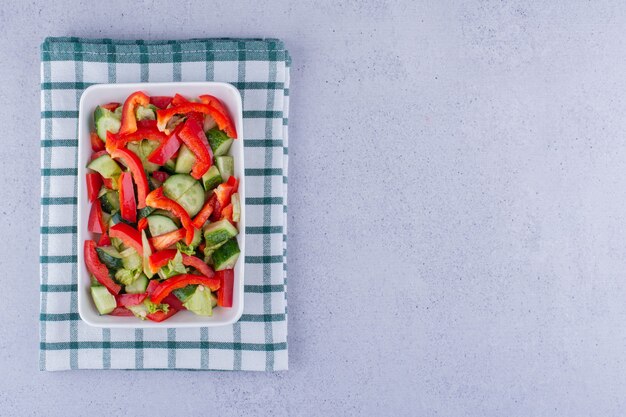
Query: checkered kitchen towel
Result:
<box><xmin>40</xmin><ymin>38</ymin><xmax>289</xmax><ymax>371</ymax></box>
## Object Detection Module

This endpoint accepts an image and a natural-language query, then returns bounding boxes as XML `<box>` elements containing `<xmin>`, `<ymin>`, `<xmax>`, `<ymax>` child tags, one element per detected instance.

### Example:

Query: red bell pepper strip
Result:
<box><xmin>182</xmin><ymin>254</ymin><xmax>215</xmax><ymax>278</ymax></box>
<box><xmin>116</xmin><ymin>293</ymin><xmax>147</xmax><ymax>307</ymax></box>
<box><xmin>171</xmin><ymin>93</ymin><xmax>190</xmax><ymax>106</ymax></box>
<box><xmin>146</xmin><ymin>308</ymin><xmax>178</xmax><ymax>322</ymax></box>
<box><xmin>162</xmin><ymin>293</ymin><xmax>186</xmax><ymax>311</ymax></box>
<box><xmin>148</xmin><ymin>249</ymin><xmax>177</xmax><ymax>274</ymax></box>
<box><xmin>209</xmin><ymin>192</ymin><xmax>223</xmax><ymax>222</ymax></box>
<box><xmin>149</xmin><ymin>228</ymin><xmax>186</xmax><ymax>251</ymax></box>
<box><xmin>137</xmin><ymin>119</ymin><xmax>157</xmax><ymax>129</ymax></box>
<box><xmin>198</xmin><ymin>95</ymin><xmax>238</xmax><ymax>139</ymax></box>
<box><xmin>177</xmin><ymin>118</ymin><xmax>213</xmax><ymax>179</ymax></box>
<box><xmin>118</xmin><ymin>172</ymin><xmax>137</xmax><ymax>223</ymax></box>
<box><xmin>226</xmin><ymin>175</ymin><xmax>239</xmax><ymax>192</ymax></box>
<box><xmin>84</xmin><ymin>240</ymin><xmax>121</xmax><ymax>295</ymax></box>
<box><xmin>187</xmin><ymin>111</ymin><xmax>205</xmax><ymax>126</ymax></box>
<box><xmin>101</xmin><ymin>102</ymin><xmax>120</xmax><ymax>111</ymax></box>
<box><xmin>216</xmin><ymin>269</ymin><xmax>234</xmax><ymax>307</ymax></box>
<box><xmin>119</xmin><ymin>126</ymin><xmax>168</xmax><ymax>144</ymax></box>
<box><xmin>88</xmin><ymin>199</ymin><xmax>106</xmax><ymax>234</ymax></box>
<box><xmin>105</xmin><ymin>131</ymin><xmax>124</xmax><ymax>154</ymax></box>
<box><xmin>102</xmin><ymin>177</ymin><xmax>115</xmax><ymax>190</ymax></box>
<box><xmin>90</xmin><ymin>132</ymin><xmax>105</xmax><ymax>152</ymax></box>
<box><xmin>119</xmin><ymin>91</ymin><xmax>150</xmax><ymax>135</ymax></box>
<box><xmin>191</xmin><ymin>194</ymin><xmax>216</xmax><ymax>229</ymax></box>
<box><xmin>149</xmin><ymin>96</ymin><xmax>173</xmax><ymax>109</ymax></box>
<box><xmin>150</xmin><ymin>274</ymin><xmax>220</xmax><ymax>304</ymax></box>
<box><xmin>109</xmin><ymin>306</ymin><xmax>134</xmax><ymax>316</ymax></box>
<box><xmin>86</xmin><ymin>173</ymin><xmax>103</xmax><ymax>203</ymax></box>
<box><xmin>137</xmin><ymin>217</ymin><xmax>149</xmax><ymax>232</ymax></box>
<box><xmin>156</xmin><ymin>102</ymin><xmax>235</xmax><ymax>137</ymax></box>
<box><xmin>221</xmin><ymin>203</ymin><xmax>233</xmax><ymax>222</ymax></box>
<box><xmin>109</xmin><ymin>223</ymin><xmax>143</xmax><ymax>254</ymax></box>
<box><xmin>147</xmin><ymin>131</ymin><xmax>181</xmax><ymax>165</ymax></box>
<box><xmin>97</xmin><ymin>232</ymin><xmax>111</xmax><ymax>246</ymax></box>
<box><xmin>151</xmin><ymin>170</ymin><xmax>169</xmax><ymax>183</ymax></box>
<box><xmin>146</xmin><ymin>279</ymin><xmax>160</xmax><ymax>296</ymax></box>
<box><xmin>110</xmin><ymin>147</ymin><xmax>149</xmax><ymax>208</ymax></box>
<box><xmin>145</xmin><ymin>188</ymin><xmax>195</xmax><ymax>245</ymax></box>
<box><xmin>213</xmin><ymin>179</ymin><xmax>236</xmax><ymax>212</ymax></box>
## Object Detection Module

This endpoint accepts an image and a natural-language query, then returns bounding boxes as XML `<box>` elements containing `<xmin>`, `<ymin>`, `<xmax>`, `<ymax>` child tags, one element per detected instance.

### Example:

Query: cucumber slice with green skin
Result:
<box><xmin>151</xmin><ymin>209</ymin><xmax>181</xmax><ymax>225</ymax></box>
<box><xmin>174</xmin><ymin>144</ymin><xmax>196</xmax><ymax>174</ymax></box>
<box><xmin>173</xmin><ymin>284</ymin><xmax>197</xmax><ymax>303</ymax></box>
<box><xmin>137</xmin><ymin>206</ymin><xmax>155</xmax><ymax>219</ymax></box>
<box><xmin>203</xmin><ymin>240</ymin><xmax>226</xmax><ymax>260</ymax></box>
<box><xmin>190</xmin><ymin>227</ymin><xmax>202</xmax><ymax>247</ymax></box>
<box><xmin>135</xmin><ymin>104</ymin><xmax>157</xmax><ymax>121</ymax></box>
<box><xmin>163</xmin><ymin>158</ymin><xmax>177</xmax><ymax>174</ymax></box>
<box><xmin>176</xmin><ymin>182</ymin><xmax>205</xmax><ymax>217</ymax></box>
<box><xmin>99</xmin><ymin>190</ymin><xmax>120</xmax><ymax>214</ymax></box>
<box><xmin>211</xmin><ymin>238</ymin><xmax>240</xmax><ymax>271</ymax></box>
<box><xmin>207</xmin><ymin>129</ymin><xmax>233</xmax><ymax>157</ymax></box>
<box><xmin>215</xmin><ymin>156</ymin><xmax>234</xmax><ymax>181</ymax></box>
<box><xmin>91</xmin><ymin>285</ymin><xmax>117</xmax><ymax>315</ymax></box>
<box><xmin>96</xmin><ymin>246</ymin><xmax>124</xmax><ymax>269</ymax></box>
<box><xmin>203</xmin><ymin>219</ymin><xmax>238</xmax><ymax>247</ymax></box>
<box><xmin>231</xmin><ymin>193</ymin><xmax>241</xmax><ymax>223</ymax></box>
<box><xmin>120</xmin><ymin>247</ymin><xmax>142</xmax><ymax>271</ymax></box>
<box><xmin>147</xmin><ymin>214</ymin><xmax>179</xmax><ymax>237</ymax></box>
<box><xmin>201</xmin><ymin>165</ymin><xmax>223</xmax><ymax>191</ymax></box>
<box><xmin>94</xmin><ymin>106</ymin><xmax>121</xmax><ymax>141</ymax></box>
<box><xmin>127</xmin><ymin>139</ymin><xmax>160</xmax><ymax>173</ymax></box>
<box><xmin>87</xmin><ymin>154</ymin><xmax>122</xmax><ymax>180</ymax></box>
<box><xmin>163</xmin><ymin>174</ymin><xmax>198</xmax><ymax>200</ymax></box>
<box><xmin>125</xmin><ymin>274</ymin><xmax>149</xmax><ymax>294</ymax></box>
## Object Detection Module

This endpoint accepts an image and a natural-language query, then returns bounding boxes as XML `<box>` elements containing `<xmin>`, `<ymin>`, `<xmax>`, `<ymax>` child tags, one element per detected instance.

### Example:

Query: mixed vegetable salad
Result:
<box><xmin>84</xmin><ymin>91</ymin><xmax>240</xmax><ymax>322</ymax></box>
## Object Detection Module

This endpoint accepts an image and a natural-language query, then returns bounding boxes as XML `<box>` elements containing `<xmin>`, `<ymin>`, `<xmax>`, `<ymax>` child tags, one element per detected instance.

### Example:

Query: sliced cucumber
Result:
<box><xmin>136</xmin><ymin>104</ymin><xmax>157</xmax><ymax>121</ymax></box>
<box><xmin>125</xmin><ymin>274</ymin><xmax>149</xmax><ymax>294</ymax></box>
<box><xmin>176</xmin><ymin>182</ymin><xmax>205</xmax><ymax>217</ymax></box>
<box><xmin>94</xmin><ymin>106</ymin><xmax>121</xmax><ymax>141</ymax></box>
<box><xmin>203</xmin><ymin>219</ymin><xmax>238</xmax><ymax>247</ymax></box>
<box><xmin>137</xmin><ymin>206</ymin><xmax>155</xmax><ymax>219</ymax></box>
<box><xmin>87</xmin><ymin>154</ymin><xmax>122</xmax><ymax>180</ymax></box>
<box><xmin>190</xmin><ymin>227</ymin><xmax>202</xmax><ymax>247</ymax></box>
<box><xmin>173</xmin><ymin>284</ymin><xmax>197</xmax><ymax>303</ymax></box>
<box><xmin>99</xmin><ymin>190</ymin><xmax>120</xmax><ymax>214</ymax></box>
<box><xmin>127</xmin><ymin>139</ymin><xmax>160</xmax><ymax>173</ymax></box>
<box><xmin>207</xmin><ymin>129</ymin><xmax>233</xmax><ymax>156</ymax></box>
<box><xmin>163</xmin><ymin>174</ymin><xmax>197</xmax><ymax>200</ymax></box>
<box><xmin>141</xmin><ymin>230</ymin><xmax>154</xmax><ymax>278</ymax></box>
<box><xmin>231</xmin><ymin>193</ymin><xmax>241</xmax><ymax>223</ymax></box>
<box><xmin>91</xmin><ymin>285</ymin><xmax>117</xmax><ymax>315</ymax></box>
<box><xmin>201</xmin><ymin>165</ymin><xmax>223</xmax><ymax>191</ymax></box>
<box><xmin>163</xmin><ymin>158</ymin><xmax>177</xmax><ymax>174</ymax></box>
<box><xmin>174</xmin><ymin>144</ymin><xmax>196</xmax><ymax>174</ymax></box>
<box><xmin>215</xmin><ymin>156</ymin><xmax>234</xmax><ymax>181</ymax></box>
<box><xmin>120</xmin><ymin>247</ymin><xmax>142</xmax><ymax>271</ymax></box>
<box><xmin>147</xmin><ymin>214</ymin><xmax>178</xmax><ymax>237</ymax></box>
<box><xmin>96</xmin><ymin>246</ymin><xmax>124</xmax><ymax>269</ymax></box>
<box><xmin>212</xmin><ymin>238</ymin><xmax>240</xmax><ymax>271</ymax></box>
<box><xmin>151</xmin><ymin>209</ymin><xmax>181</xmax><ymax>225</ymax></box>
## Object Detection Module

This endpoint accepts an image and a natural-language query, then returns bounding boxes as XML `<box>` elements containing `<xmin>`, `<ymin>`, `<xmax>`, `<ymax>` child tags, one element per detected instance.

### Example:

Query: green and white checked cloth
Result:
<box><xmin>40</xmin><ymin>38</ymin><xmax>290</xmax><ymax>371</ymax></box>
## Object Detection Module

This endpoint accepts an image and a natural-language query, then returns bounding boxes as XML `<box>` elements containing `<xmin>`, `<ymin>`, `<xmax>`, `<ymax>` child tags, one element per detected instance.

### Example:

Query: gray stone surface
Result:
<box><xmin>2</xmin><ymin>0</ymin><xmax>626</xmax><ymax>415</ymax></box>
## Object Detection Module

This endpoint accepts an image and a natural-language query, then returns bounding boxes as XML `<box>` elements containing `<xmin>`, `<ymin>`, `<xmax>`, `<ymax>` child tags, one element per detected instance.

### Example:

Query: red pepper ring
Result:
<box><xmin>150</xmin><ymin>274</ymin><xmax>221</xmax><ymax>304</ymax></box>
<box><xmin>145</xmin><ymin>188</ymin><xmax>195</xmax><ymax>245</ymax></box>
<box><xmin>156</xmin><ymin>102</ymin><xmax>237</xmax><ymax>138</ymax></box>
<box><xmin>110</xmin><ymin>147</ymin><xmax>149</xmax><ymax>209</ymax></box>
<box><xmin>119</xmin><ymin>91</ymin><xmax>150</xmax><ymax>135</ymax></box>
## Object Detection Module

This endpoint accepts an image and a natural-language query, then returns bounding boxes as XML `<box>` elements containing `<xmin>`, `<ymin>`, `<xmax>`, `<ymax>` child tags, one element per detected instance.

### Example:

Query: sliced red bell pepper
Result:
<box><xmin>119</xmin><ymin>91</ymin><xmax>150</xmax><ymax>135</ymax></box>
<box><xmin>146</xmin><ymin>308</ymin><xmax>178</xmax><ymax>322</ymax></box>
<box><xmin>101</xmin><ymin>102</ymin><xmax>120</xmax><ymax>111</ymax></box>
<box><xmin>150</xmin><ymin>274</ymin><xmax>220</xmax><ymax>304</ymax></box>
<box><xmin>145</xmin><ymin>188</ymin><xmax>195</xmax><ymax>245</ymax></box>
<box><xmin>119</xmin><ymin>125</ymin><xmax>168</xmax><ymax>144</ymax></box>
<box><xmin>213</xmin><ymin>179</ymin><xmax>236</xmax><ymax>212</ymax></box>
<box><xmin>177</xmin><ymin>118</ymin><xmax>213</xmax><ymax>179</ymax></box>
<box><xmin>191</xmin><ymin>194</ymin><xmax>215</xmax><ymax>229</ymax></box>
<box><xmin>88</xmin><ymin>199</ymin><xmax>106</xmax><ymax>234</ymax></box>
<box><xmin>151</xmin><ymin>170</ymin><xmax>170</xmax><ymax>183</ymax></box>
<box><xmin>105</xmin><ymin>131</ymin><xmax>124</xmax><ymax>154</ymax></box>
<box><xmin>226</xmin><ymin>175</ymin><xmax>239</xmax><ymax>192</ymax></box>
<box><xmin>162</xmin><ymin>293</ymin><xmax>186</xmax><ymax>311</ymax></box>
<box><xmin>187</xmin><ymin>111</ymin><xmax>205</xmax><ymax>126</ymax></box>
<box><xmin>117</xmin><ymin>293</ymin><xmax>147</xmax><ymax>307</ymax></box>
<box><xmin>137</xmin><ymin>119</ymin><xmax>157</xmax><ymax>129</ymax></box>
<box><xmin>146</xmin><ymin>279</ymin><xmax>160</xmax><ymax>297</ymax></box>
<box><xmin>182</xmin><ymin>254</ymin><xmax>215</xmax><ymax>278</ymax></box>
<box><xmin>221</xmin><ymin>203</ymin><xmax>233</xmax><ymax>222</ymax></box>
<box><xmin>149</xmin><ymin>228</ymin><xmax>186</xmax><ymax>251</ymax></box>
<box><xmin>86</xmin><ymin>173</ymin><xmax>103</xmax><ymax>203</ymax></box>
<box><xmin>216</xmin><ymin>269</ymin><xmax>234</xmax><ymax>307</ymax></box>
<box><xmin>84</xmin><ymin>240</ymin><xmax>121</xmax><ymax>295</ymax></box>
<box><xmin>171</xmin><ymin>93</ymin><xmax>190</xmax><ymax>106</ymax></box>
<box><xmin>110</xmin><ymin>147</ymin><xmax>149</xmax><ymax>208</ymax></box>
<box><xmin>156</xmin><ymin>102</ymin><xmax>236</xmax><ymax>137</ymax></box>
<box><xmin>209</xmin><ymin>191</ymin><xmax>223</xmax><ymax>222</ymax></box>
<box><xmin>147</xmin><ymin>131</ymin><xmax>181</xmax><ymax>165</ymax></box>
<box><xmin>109</xmin><ymin>223</ymin><xmax>143</xmax><ymax>254</ymax></box>
<box><xmin>118</xmin><ymin>171</ymin><xmax>137</xmax><ymax>223</ymax></box>
<box><xmin>198</xmin><ymin>94</ymin><xmax>238</xmax><ymax>139</ymax></box>
<box><xmin>150</xmin><ymin>96</ymin><xmax>173</xmax><ymax>109</ymax></box>
<box><xmin>148</xmin><ymin>249</ymin><xmax>177</xmax><ymax>274</ymax></box>
<box><xmin>102</xmin><ymin>177</ymin><xmax>115</xmax><ymax>190</ymax></box>
<box><xmin>90</xmin><ymin>132</ymin><xmax>105</xmax><ymax>152</ymax></box>
<box><xmin>97</xmin><ymin>232</ymin><xmax>111</xmax><ymax>246</ymax></box>
<box><xmin>109</xmin><ymin>306</ymin><xmax>134</xmax><ymax>316</ymax></box>
<box><xmin>137</xmin><ymin>217</ymin><xmax>149</xmax><ymax>232</ymax></box>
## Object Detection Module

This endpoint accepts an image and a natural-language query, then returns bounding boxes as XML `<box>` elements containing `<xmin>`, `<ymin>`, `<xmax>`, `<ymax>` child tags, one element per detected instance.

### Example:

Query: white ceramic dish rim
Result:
<box><xmin>77</xmin><ymin>82</ymin><xmax>245</xmax><ymax>328</ymax></box>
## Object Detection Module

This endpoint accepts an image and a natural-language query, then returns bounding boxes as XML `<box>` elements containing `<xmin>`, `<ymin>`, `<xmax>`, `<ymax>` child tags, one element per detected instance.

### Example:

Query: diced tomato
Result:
<box><xmin>86</xmin><ymin>173</ymin><xmax>103</xmax><ymax>203</ymax></box>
